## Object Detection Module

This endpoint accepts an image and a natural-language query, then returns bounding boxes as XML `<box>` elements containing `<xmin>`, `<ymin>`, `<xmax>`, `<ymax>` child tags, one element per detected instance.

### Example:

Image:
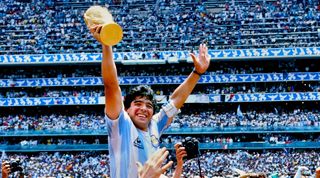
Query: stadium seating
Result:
<box><xmin>0</xmin><ymin>0</ymin><xmax>319</xmax><ymax>55</ymax></box>
<box><xmin>1</xmin><ymin>0</ymin><xmax>320</xmax><ymax>177</ymax></box>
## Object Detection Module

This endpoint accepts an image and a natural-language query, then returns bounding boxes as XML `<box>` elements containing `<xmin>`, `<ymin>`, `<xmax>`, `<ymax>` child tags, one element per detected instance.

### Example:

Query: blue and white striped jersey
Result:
<box><xmin>105</xmin><ymin>102</ymin><xmax>179</xmax><ymax>178</ymax></box>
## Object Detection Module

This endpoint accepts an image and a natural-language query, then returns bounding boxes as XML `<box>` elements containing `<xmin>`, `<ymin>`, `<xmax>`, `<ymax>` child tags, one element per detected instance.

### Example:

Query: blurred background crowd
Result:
<box><xmin>0</xmin><ymin>0</ymin><xmax>319</xmax><ymax>54</ymax></box>
<box><xmin>1</xmin><ymin>0</ymin><xmax>320</xmax><ymax>177</ymax></box>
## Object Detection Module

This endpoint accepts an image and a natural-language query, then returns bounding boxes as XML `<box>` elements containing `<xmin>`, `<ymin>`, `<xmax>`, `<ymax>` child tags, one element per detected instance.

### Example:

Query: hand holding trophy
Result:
<box><xmin>84</xmin><ymin>6</ymin><xmax>123</xmax><ymax>46</ymax></box>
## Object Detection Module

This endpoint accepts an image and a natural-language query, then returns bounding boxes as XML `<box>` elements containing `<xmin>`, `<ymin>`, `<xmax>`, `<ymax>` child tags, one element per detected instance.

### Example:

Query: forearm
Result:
<box><xmin>316</xmin><ymin>168</ymin><xmax>320</xmax><ymax>178</ymax></box>
<box><xmin>101</xmin><ymin>45</ymin><xmax>118</xmax><ymax>88</ymax></box>
<box><xmin>172</xmin><ymin>164</ymin><xmax>183</xmax><ymax>178</ymax></box>
<box><xmin>170</xmin><ymin>71</ymin><xmax>200</xmax><ymax>109</ymax></box>
<box><xmin>101</xmin><ymin>45</ymin><xmax>122</xmax><ymax>119</ymax></box>
<box><xmin>2</xmin><ymin>172</ymin><xmax>8</xmax><ymax>178</ymax></box>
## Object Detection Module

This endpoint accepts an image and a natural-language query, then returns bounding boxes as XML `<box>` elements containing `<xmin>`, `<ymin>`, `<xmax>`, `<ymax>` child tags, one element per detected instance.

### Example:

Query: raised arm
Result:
<box><xmin>170</xmin><ymin>44</ymin><xmax>210</xmax><ymax>109</ymax></box>
<box><xmin>90</xmin><ymin>25</ymin><xmax>122</xmax><ymax>120</ymax></box>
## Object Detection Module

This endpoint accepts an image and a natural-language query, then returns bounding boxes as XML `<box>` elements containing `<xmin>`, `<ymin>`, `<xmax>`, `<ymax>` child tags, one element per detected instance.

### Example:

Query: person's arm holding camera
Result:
<box><xmin>172</xmin><ymin>143</ymin><xmax>187</xmax><ymax>178</ymax></box>
<box><xmin>2</xmin><ymin>161</ymin><xmax>10</xmax><ymax>178</ymax></box>
<box><xmin>315</xmin><ymin>167</ymin><xmax>320</xmax><ymax>178</ymax></box>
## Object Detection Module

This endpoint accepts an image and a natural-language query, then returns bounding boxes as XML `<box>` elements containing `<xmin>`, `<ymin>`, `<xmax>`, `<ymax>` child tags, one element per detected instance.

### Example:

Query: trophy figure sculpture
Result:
<box><xmin>84</xmin><ymin>6</ymin><xmax>123</xmax><ymax>46</ymax></box>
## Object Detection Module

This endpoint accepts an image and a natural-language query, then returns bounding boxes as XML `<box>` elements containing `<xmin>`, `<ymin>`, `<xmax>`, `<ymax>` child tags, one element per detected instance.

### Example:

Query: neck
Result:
<box><xmin>135</xmin><ymin>124</ymin><xmax>148</xmax><ymax>132</ymax></box>
<box><xmin>139</xmin><ymin>127</ymin><xmax>148</xmax><ymax>132</ymax></box>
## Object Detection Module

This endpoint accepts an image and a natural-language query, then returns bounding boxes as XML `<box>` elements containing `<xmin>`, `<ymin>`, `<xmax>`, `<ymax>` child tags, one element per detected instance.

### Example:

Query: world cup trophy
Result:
<box><xmin>84</xmin><ymin>6</ymin><xmax>123</xmax><ymax>46</ymax></box>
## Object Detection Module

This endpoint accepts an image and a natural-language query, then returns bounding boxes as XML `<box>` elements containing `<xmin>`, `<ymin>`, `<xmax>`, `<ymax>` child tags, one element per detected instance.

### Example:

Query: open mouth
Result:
<box><xmin>137</xmin><ymin>114</ymin><xmax>147</xmax><ymax>119</ymax></box>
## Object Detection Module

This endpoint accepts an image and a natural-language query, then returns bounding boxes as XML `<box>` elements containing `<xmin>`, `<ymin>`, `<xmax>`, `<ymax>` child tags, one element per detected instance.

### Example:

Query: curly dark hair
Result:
<box><xmin>124</xmin><ymin>85</ymin><xmax>158</xmax><ymax>112</ymax></box>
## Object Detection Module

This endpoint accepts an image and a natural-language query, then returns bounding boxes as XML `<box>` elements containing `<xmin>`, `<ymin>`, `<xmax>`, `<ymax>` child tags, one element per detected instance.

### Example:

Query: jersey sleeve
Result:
<box><xmin>153</xmin><ymin>101</ymin><xmax>181</xmax><ymax>134</ymax></box>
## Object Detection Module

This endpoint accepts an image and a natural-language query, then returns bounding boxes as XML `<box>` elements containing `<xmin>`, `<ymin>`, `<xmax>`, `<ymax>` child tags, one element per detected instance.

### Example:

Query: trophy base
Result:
<box><xmin>100</xmin><ymin>23</ymin><xmax>123</xmax><ymax>46</ymax></box>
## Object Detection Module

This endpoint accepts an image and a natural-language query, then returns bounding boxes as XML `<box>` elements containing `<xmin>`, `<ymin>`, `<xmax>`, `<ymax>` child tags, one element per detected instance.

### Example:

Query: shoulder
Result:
<box><xmin>105</xmin><ymin>109</ymin><xmax>133</xmax><ymax>125</ymax></box>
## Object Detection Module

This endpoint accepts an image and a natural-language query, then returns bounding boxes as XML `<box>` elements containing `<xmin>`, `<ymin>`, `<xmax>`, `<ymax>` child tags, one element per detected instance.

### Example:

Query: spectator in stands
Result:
<box><xmin>89</xmin><ymin>21</ymin><xmax>209</xmax><ymax>178</ymax></box>
<box><xmin>294</xmin><ymin>166</ymin><xmax>310</xmax><ymax>178</ymax></box>
<box><xmin>2</xmin><ymin>150</ymin><xmax>320</xmax><ymax>177</ymax></box>
<box><xmin>1</xmin><ymin>160</ymin><xmax>24</xmax><ymax>178</ymax></box>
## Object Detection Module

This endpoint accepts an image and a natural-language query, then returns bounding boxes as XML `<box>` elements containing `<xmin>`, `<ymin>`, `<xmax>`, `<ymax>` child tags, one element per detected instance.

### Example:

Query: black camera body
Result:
<box><xmin>181</xmin><ymin>137</ymin><xmax>200</xmax><ymax>160</ymax></box>
<box><xmin>9</xmin><ymin>160</ymin><xmax>23</xmax><ymax>173</ymax></box>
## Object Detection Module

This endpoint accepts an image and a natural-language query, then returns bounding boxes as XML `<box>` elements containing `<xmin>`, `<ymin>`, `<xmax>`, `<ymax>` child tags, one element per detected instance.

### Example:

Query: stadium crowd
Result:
<box><xmin>1</xmin><ymin>82</ymin><xmax>319</xmax><ymax>98</ymax></box>
<box><xmin>1</xmin><ymin>137</ymin><xmax>102</xmax><ymax>146</ymax></box>
<box><xmin>1</xmin><ymin>0</ymin><xmax>320</xmax><ymax>177</ymax></box>
<box><xmin>0</xmin><ymin>110</ymin><xmax>319</xmax><ymax>131</ymax></box>
<box><xmin>161</xmin><ymin>133</ymin><xmax>320</xmax><ymax>145</ymax></box>
<box><xmin>2</xmin><ymin>132</ymin><xmax>320</xmax><ymax>147</ymax></box>
<box><xmin>0</xmin><ymin>0</ymin><xmax>319</xmax><ymax>54</ymax></box>
<box><xmin>172</xmin><ymin>110</ymin><xmax>320</xmax><ymax>128</ymax></box>
<box><xmin>1</xmin><ymin>152</ymin><xmax>110</xmax><ymax>178</ymax></box>
<box><xmin>0</xmin><ymin>114</ymin><xmax>106</xmax><ymax>131</ymax></box>
<box><xmin>181</xmin><ymin>150</ymin><xmax>320</xmax><ymax>177</ymax></box>
<box><xmin>1</xmin><ymin>59</ymin><xmax>319</xmax><ymax>80</ymax></box>
<box><xmin>2</xmin><ymin>150</ymin><xmax>320</xmax><ymax>177</ymax></box>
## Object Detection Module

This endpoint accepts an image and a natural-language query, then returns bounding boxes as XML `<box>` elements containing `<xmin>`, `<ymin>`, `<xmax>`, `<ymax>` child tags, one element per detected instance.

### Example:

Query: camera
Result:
<box><xmin>181</xmin><ymin>137</ymin><xmax>200</xmax><ymax>160</ymax></box>
<box><xmin>9</xmin><ymin>159</ymin><xmax>23</xmax><ymax>173</ymax></box>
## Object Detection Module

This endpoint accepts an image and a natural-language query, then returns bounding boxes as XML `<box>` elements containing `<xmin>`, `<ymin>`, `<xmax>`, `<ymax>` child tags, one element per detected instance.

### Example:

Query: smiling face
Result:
<box><xmin>126</xmin><ymin>96</ymin><xmax>154</xmax><ymax>131</ymax></box>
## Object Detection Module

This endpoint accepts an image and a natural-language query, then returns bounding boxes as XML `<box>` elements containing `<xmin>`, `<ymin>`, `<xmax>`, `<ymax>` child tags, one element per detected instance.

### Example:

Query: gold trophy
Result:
<box><xmin>84</xmin><ymin>6</ymin><xmax>123</xmax><ymax>46</ymax></box>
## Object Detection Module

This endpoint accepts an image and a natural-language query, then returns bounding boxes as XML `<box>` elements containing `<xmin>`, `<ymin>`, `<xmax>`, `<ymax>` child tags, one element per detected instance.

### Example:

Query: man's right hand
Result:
<box><xmin>89</xmin><ymin>25</ymin><xmax>103</xmax><ymax>44</ymax></box>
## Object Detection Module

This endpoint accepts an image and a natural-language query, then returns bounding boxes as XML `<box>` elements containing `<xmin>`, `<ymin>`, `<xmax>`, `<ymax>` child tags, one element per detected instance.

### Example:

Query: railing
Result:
<box><xmin>1</xmin><ymin>141</ymin><xmax>319</xmax><ymax>152</ymax></box>
<box><xmin>1</xmin><ymin>126</ymin><xmax>320</xmax><ymax>137</ymax></box>
<box><xmin>0</xmin><ymin>129</ymin><xmax>107</xmax><ymax>136</ymax></box>
<box><xmin>0</xmin><ymin>144</ymin><xmax>108</xmax><ymax>152</ymax></box>
<box><xmin>163</xmin><ymin>141</ymin><xmax>320</xmax><ymax>150</ymax></box>
<box><xmin>1</xmin><ymin>92</ymin><xmax>319</xmax><ymax>106</ymax></box>
<box><xmin>164</xmin><ymin>126</ymin><xmax>320</xmax><ymax>134</ymax></box>
<box><xmin>1</xmin><ymin>72</ymin><xmax>320</xmax><ymax>87</ymax></box>
<box><xmin>1</xmin><ymin>47</ymin><xmax>320</xmax><ymax>65</ymax></box>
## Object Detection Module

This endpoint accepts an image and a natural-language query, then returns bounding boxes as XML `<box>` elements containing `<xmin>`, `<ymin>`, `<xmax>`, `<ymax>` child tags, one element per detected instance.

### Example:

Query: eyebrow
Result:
<box><xmin>133</xmin><ymin>99</ymin><xmax>153</xmax><ymax>105</ymax></box>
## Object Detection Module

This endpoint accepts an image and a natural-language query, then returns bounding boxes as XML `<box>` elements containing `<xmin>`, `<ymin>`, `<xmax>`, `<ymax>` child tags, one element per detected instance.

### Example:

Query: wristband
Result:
<box><xmin>192</xmin><ymin>68</ymin><xmax>203</xmax><ymax>76</ymax></box>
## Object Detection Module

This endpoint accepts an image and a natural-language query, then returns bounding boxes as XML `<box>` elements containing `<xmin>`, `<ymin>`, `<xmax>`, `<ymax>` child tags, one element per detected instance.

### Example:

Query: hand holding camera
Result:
<box><xmin>2</xmin><ymin>159</ymin><xmax>23</xmax><ymax>178</ymax></box>
<box><xmin>174</xmin><ymin>143</ymin><xmax>187</xmax><ymax>167</ymax></box>
<box><xmin>180</xmin><ymin>137</ymin><xmax>203</xmax><ymax>178</ymax></box>
<box><xmin>181</xmin><ymin>137</ymin><xmax>200</xmax><ymax>160</ymax></box>
<box><xmin>9</xmin><ymin>159</ymin><xmax>23</xmax><ymax>173</ymax></box>
<box><xmin>2</xmin><ymin>161</ymin><xmax>10</xmax><ymax>178</ymax></box>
